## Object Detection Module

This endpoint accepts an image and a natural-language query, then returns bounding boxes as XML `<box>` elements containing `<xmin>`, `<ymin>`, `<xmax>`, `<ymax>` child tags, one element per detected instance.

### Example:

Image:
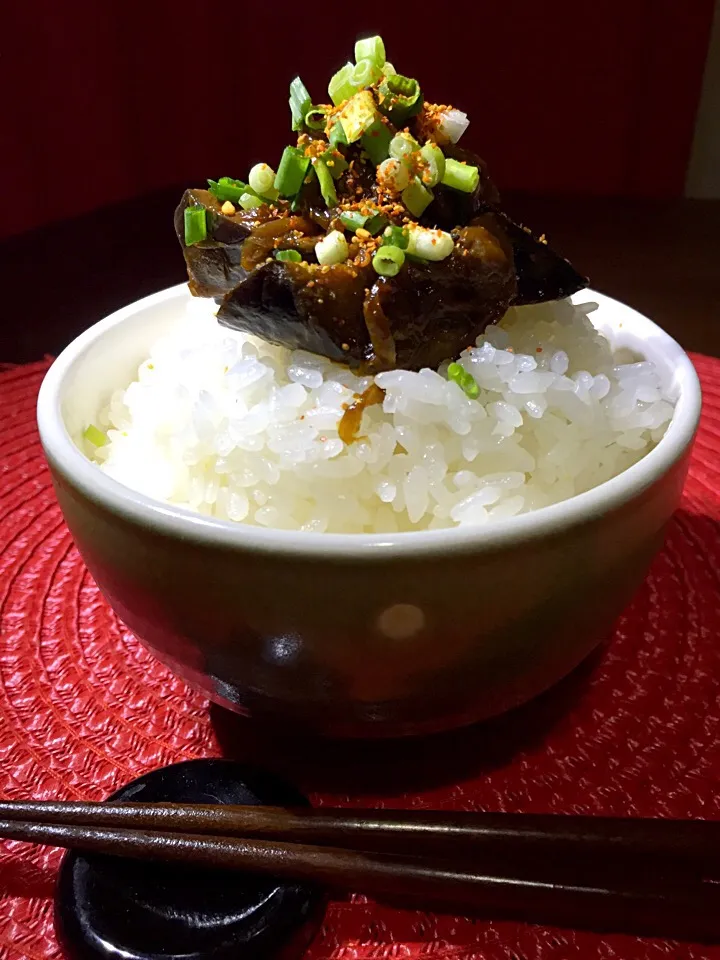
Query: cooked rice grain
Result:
<box><xmin>92</xmin><ymin>298</ymin><xmax>675</xmax><ymax>533</ymax></box>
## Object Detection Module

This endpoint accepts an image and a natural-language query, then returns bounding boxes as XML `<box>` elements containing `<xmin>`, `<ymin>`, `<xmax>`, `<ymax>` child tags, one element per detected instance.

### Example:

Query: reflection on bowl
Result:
<box><xmin>37</xmin><ymin>285</ymin><xmax>701</xmax><ymax>737</ymax></box>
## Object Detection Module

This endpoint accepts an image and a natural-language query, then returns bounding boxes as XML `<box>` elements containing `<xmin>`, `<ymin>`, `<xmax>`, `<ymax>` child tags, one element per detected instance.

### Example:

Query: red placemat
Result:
<box><xmin>1</xmin><ymin>356</ymin><xmax>720</xmax><ymax>959</ymax></box>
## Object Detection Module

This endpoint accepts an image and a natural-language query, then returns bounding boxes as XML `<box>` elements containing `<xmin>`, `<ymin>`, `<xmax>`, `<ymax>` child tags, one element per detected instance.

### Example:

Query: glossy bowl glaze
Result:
<box><xmin>37</xmin><ymin>285</ymin><xmax>701</xmax><ymax>737</ymax></box>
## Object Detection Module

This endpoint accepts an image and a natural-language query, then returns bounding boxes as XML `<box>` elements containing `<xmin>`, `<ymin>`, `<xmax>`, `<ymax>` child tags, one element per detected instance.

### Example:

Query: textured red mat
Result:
<box><xmin>1</xmin><ymin>356</ymin><xmax>720</xmax><ymax>959</ymax></box>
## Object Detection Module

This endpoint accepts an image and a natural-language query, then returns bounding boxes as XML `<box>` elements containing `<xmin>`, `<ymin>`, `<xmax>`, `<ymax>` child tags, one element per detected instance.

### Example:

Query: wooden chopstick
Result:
<box><xmin>3</xmin><ymin>816</ymin><xmax>720</xmax><ymax>941</ymax></box>
<box><xmin>0</xmin><ymin>801</ymin><xmax>718</xmax><ymax>872</ymax></box>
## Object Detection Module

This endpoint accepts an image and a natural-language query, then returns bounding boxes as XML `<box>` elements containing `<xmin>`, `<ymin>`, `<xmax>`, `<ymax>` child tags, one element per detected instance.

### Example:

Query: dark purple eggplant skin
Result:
<box><xmin>174</xmin><ymin>189</ymin><xmax>253</xmax><ymax>298</ymax></box>
<box><xmin>414</xmin><ymin>146</ymin><xmax>588</xmax><ymax>304</ymax></box>
<box><xmin>418</xmin><ymin>145</ymin><xmax>501</xmax><ymax>234</ymax></box>
<box><xmin>217</xmin><ymin>213</ymin><xmax>516</xmax><ymax>371</ymax></box>
<box><xmin>490</xmin><ymin>208</ymin><xmax>588</xmax><ymax>304</ymax></box>
<box><xmin>217</xmin><ymin>260</ymin><xmax>374</xmax><ymax>365</ymax></box>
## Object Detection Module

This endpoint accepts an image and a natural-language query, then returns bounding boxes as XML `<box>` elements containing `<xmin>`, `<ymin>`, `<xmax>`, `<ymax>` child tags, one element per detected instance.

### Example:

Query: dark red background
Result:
<box><xmin>3</xmin><ymin>0</ymin><xmax>715</xmax><ymax>242</ymax></box>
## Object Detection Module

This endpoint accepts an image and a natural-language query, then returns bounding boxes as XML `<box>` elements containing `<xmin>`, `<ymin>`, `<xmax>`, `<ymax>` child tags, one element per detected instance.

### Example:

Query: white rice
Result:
<box><xmin>91</xmin><ymin>298</ymin><xmax>676</xmax><ymax>533</ymax></box>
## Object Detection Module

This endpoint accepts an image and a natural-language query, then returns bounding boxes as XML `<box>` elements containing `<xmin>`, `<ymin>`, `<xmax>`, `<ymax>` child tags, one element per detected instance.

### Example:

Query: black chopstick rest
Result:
<box><xmin>55</xmin><ymin>759</ymin><xmax>327</xmax><ymax>960</ymax></box>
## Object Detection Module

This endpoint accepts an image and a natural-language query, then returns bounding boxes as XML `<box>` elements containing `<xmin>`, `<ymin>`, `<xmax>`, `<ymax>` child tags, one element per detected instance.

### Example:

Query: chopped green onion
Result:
<box><xmin>377</xmin><ymin>157</ymin><xmax>410</xmax><ymax>193</ymax></box>
<box><xmin>361</xmin><ymin>119</ymin><xmax>393</xmax><ymax>164</ymax></box>
<box><xmin>289</xmin><ymin>76</ymin><xmax>312</xmax><ymax>132</ymax></box>
<box><xmin>239</xmin><ymin>192</ymin><xmax>263</xmax><ymax>211</ymax></box>
<box><xmin>436</xmin><ymin>108</ymin><xmax>470</xmax><ymax>144</ymax></box>
<box><xmin>406</xmin><ymin>224</ymin><xmax>454</xmax><ymax>260</ymax></box>
<box><xmin>382</xmin><ymin>225</ymin><xmax>409</xmax><ymax>249</ymax></box>
<box><xmin>328</xmin><ymin>62</ymin><xmax>356</xmax><ymax>106</ymax></box>
<box><xmin>354</xmin><ymin>35</ymin><xmax>386</xmax><ymax>67</ymax></box>
<box><xmin>401</xmin><ymin>178</ymin><xmax>434</xmax><ymax>217</ymax></box>
<box><xmin>328</xmin><ymin>120</ymin><xmax>348</xmax><ymax>147</ymax></box>
<box><xmin>420</xmin><ymin>142</ymin><xmax>446</xmax><ymax>187</ymax></box>
<box><xmin>314</xmin><ymin>159</ymin><xmax>337</xmax><ymax>207</ymax></box>
<box><xmin>207</xmin><ymin>177</ymin><xmax>247</xmax><ymax>203</ymax></box>
<box><xmin>339</xmin><ymin>210</ymin><xmax>367</xmax><ymax>232</ymax></box>
<box><xmin>447</xmin><ymin>363</ymin><xmax>463</xmax><ymax>384</ymax></box>
<box><xmin>336</xmin><ymin>90</ymin><xmax>378</xmax><ymax>143</ymax></box>
<box><xmin>351</xmin><ymin>58</ymin><xmax>382</xmax><ymax>89</ymax></box>
<box><xmin>377</xmin><ymin>74</ymin><xmax>423</xmax><ymax>124</ymax></box>
<box><xmin>382</xmin><ymin>61</ymin><xmax>396</xmax><ymax>76</ymax></box>
<box><xmin>340</xmin><ymin>209</ymin><xmax>387</xmax><ymax>235</ymax></box>
<box><xmin>405</xmin><ymin>251</ymin><xmax>429</xmax><ymax>264</ymax></box>
<box><xmin>305</xmin><ymin>105</ymin><xmax>329</xmax><ymax>130</ymax></box>
<box><xmin>389</xmin><ymin>132</ymin><xmax>419</xmax><ymax>161</ymax></box>
<box><xmin>322</xmin><ymin>148</ymin><xmax>349</xmax><ymax>178</ymax></box>
<box><xmin>248</xmin><ymin>163</ymin><xmax>277</xmax><ymax>199</ymax></box>
<box><xmin>364</xmin><ymin>213</ymin><xmax>387</xmax><ymax>235</ymax></box>
<box><xmin>464</xmin><ymin>377</ymin><xmax>480</xmax><ymax>399</ymax></box>
<box><xmin>441</xmin><ymin>158</ymin><xmax>480</xmax><ymax>193</ymax></box>
<box><xmin>84</xmin><ymin>424</ymin><xmax>107</xmax><ymax>447</ymax></box>
<box><xmin>447</xmin><ymin>362</ymin><xmax>479</xmax><ymax>399</ymax></box>
<box><xmin>275</xmin><ymin>249</ymin><xmax>302</xmax><ymax>263</ymax></box>
<box><xmin>315</xmin><ymin>230</ymin><xmax>349</xmax><ymax>266</ymax></box>
<box><xmin>372</xmin><ymin>244</ymin><xmax>405</xmax><ymax>277</ymax></box>
<box><xmin>184</xmin><ymin>204</ymin><xmax>208</xmax><ymax>245</ymax></box>
<box><xmin>274</xmin><ymin>146</ymin><xmax>311</xmax><ymax>198</ymax></box>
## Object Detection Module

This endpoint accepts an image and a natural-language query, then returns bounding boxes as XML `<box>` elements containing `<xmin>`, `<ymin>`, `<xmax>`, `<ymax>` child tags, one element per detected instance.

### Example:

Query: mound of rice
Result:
<box><xmin>91</xmin><ymin>298</ymin><xmax>676</xmax><ymax>533</ymax></box>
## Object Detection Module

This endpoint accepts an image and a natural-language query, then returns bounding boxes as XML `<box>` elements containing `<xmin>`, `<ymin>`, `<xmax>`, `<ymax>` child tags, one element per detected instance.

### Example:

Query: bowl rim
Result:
<box><xmin>37</xmin><ymin>284</ymin><xmax>702</xmax><ymax>559</ymax></box>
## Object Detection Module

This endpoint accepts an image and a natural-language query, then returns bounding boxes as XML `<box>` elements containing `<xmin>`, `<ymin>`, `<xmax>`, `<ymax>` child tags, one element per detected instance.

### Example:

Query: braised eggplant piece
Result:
<box><xmin>218</xmin><ymin>214</ymin><xmax>515</xmax><ymax>371</ymax></box>
<box><xmin>174</xmin><ymin>189</ymin><xmax>253</xmax><ymax>298</ymax></box>
<box><xmin>491</xmin><ymin>208</ymin><xmax>588</xmax><ymax>304</ymax></box>
<box><xmin>176</xmin><ymin>35</ymin><xmax>588</xmax><ymax>371</ymax></box>
<box><xmin>418</xmin><ymin>145</ymin><xmax>500</xmax><ymax>232</ymax></box>
<box><xmin>219</xmin><ymin>260</ymin><xmax>374</xmax><ymax>365</ymax></box>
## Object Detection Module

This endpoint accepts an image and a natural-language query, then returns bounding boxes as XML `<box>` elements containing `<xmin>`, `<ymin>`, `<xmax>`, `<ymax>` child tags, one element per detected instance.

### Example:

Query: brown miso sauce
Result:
<box><xmin>338</xmin><ymin>383</ymin><xmax>386</xmax><ymax>445</ymax></box>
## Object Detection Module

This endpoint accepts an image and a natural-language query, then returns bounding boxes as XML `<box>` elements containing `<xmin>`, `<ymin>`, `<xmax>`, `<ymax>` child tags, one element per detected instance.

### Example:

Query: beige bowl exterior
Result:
<box><xmin>37</xmin><ymin>286</ymin><xmax>701</xmax><ymax>737</ymax></box>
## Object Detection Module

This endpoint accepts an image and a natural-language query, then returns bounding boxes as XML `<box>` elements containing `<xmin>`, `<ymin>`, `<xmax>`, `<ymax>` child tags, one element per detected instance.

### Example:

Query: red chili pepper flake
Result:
<box><xmin>536</xmin><ymin>347</ymin><xmax>543</xmax><ymax>353</ymax></box>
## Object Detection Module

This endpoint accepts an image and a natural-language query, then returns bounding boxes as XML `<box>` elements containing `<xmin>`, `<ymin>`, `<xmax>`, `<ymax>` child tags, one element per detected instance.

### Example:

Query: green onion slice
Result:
<box><xmin>328</xmin><ymin>62</ymin><xmax>356</xmax><ymax>106</ymax></box>
<box><xmin>382</xmin><ymin>225</ymin><xmax>409</xmax><ymax>249</ymax></box>
<box><xmin>389</xmin><ymin>132</ymin><xmax>419</xmax><ymax>161</ymax></box>
<box><xmin>275</xmin><ymin>249</ymin><xmax>302</xmax><ymax>263</ymax></box>
<box><xmin>361</xmin><ymin>119</ymin><xmax>393</xmax><ymax>165</ymax></box>
<box><xmin>314</xmin><ymin>159</ymin><xmax>337</xmax><ymax>207</ymax></box>
<box><xmin>354</xmin><ymin>36</ymin><xmax>386</xmax><ymax>67</ymax></box>
<box><xmin>377</xmin><ymin>74</ymin><xmax>423</xmax><ymax>124</ymax></box>
<box><xmin>420</xmin><ymin>143</ymin><xmax>446</xmax><ymax>187</ymax></box>
<box><xmin>442</xmin><ymin>158</ymin><xmax>480</xmax><ymax>193</ymax></box>
<box><xmin>339</xmin><ymin>210</ymin><xmax>366</xmax><ymax>232</ymax></box>
<box><xmin>448</xmin><ymin>362</ymin><xmax>480</xmax><ymax>398</ymax></box>
<box><xmin>239</xmin><ymin>192</ymin><xmax>263</xmax><ymax>211</ymax></box>
<box><xmin>274</xmin><ymin>146</ymin><xmax>311</xmax><ymax>198</ymax></box>
<box><xmin>364</xmin><ymin>212</ymin><xmax>387</xmax><ymax>235</ymax></box>
<box><xmin>340</xmin><ymin>209</ymin><xmax>386</xmax><ymax>235</ymax></box>
<box><xmin>372</xmin><ymin>244</ymin><xmax>405</xmax><ymax>277</ymax></box>
<box><xmin>336</xmin><ymin>90</ymin><xmax>378</xmax><ymax>143</ymax></box>
<box><xmin>184</xmin><ymin>204</ymin><xmax>208</xmax><ymax>245</ymax></box>
<box><xmin>328</xmin><ymin>120</ymin><xmax>348</xmax><ymax>147</ymax></box>
<box><xmin>290</xmin><ymin>77</ymin><xmax>312</xmax><ymax>132</ymax></box>
<box><xmin>323</xmin><ymin>148</ymin><xmax>349</xmax><ymax>179</ymax></box>
<box><xmin>351</xmin><ymin>58</ymin><xmax>382</xmax><ymax>90</ymax></box>
<box><xmin>84</xmin><ymin>424</ymin><xmax>107</xmax><ymax>447</ymax></box>
<box><xmin>305</xmin><ymin>106</ymin><xmax>329</xmax><ymax>130</ymax></box>
<box><xmin>207</xmin><ymin>177</ymin><xmax>247</xmax><ymax>203</ymax></box>
<box><xmin>401</xmin><ymin>178</ymin><xmax>434</xmax><ymax>217</ymax></box>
